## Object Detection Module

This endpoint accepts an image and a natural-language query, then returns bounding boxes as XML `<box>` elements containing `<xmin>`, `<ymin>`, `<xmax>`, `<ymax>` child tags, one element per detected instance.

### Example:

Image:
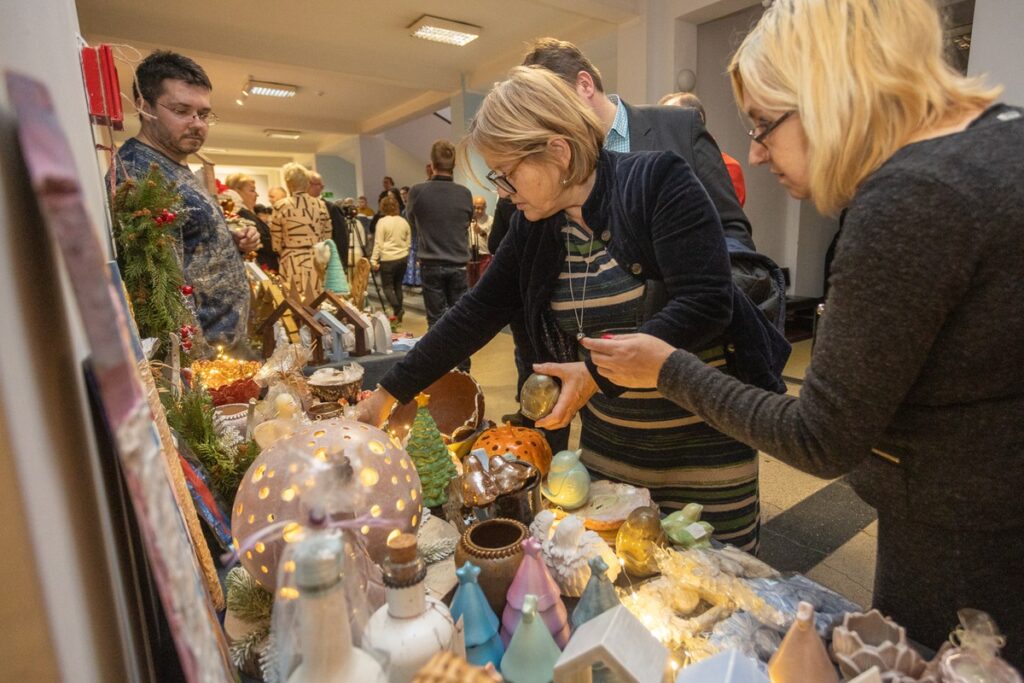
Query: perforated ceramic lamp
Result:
<box><xmin>449</xmin><ymin>561</ymin><xmax>505</xmax><ymax>670</ymax></box>
<box><xmin>232</xmin><ymin>418</ymin><xmax>423</xmax><ymax>591</ymax></box>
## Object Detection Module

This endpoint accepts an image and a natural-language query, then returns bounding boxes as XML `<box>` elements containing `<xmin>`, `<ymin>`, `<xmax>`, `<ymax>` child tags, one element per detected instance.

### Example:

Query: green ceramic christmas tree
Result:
<box><xmin>406</xmin><ymin>393</ymin><xmax>457</xmax><ymax>507</ymax></box>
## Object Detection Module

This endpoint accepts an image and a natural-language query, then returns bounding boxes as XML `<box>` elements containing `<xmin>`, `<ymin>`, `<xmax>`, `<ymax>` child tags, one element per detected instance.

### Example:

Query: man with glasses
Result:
<box><xmin>113</xmin><ymin>50</ymin><xmax>257</xmax><ymax>353</ymax></box>
<box><xmin>523</xmin><ymin>38</ymin><xmax>754</xmax><ymax>250</ymax></box>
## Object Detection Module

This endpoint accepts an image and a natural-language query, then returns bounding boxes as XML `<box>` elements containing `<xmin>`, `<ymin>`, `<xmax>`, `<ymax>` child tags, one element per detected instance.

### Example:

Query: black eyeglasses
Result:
<box><xmin>485</xmin><ymin>168</ymin><xmax>517</xmax><ymax>194</ymax></box>
<box><xmin>158</xmin><ymin>102</ymin><xmax>219</xmax><ymax>126</ymax></box>
<box><xmin>746</xmin><ymin>110</ymin><xmax>794</xmax><ymax>145</ymax></box>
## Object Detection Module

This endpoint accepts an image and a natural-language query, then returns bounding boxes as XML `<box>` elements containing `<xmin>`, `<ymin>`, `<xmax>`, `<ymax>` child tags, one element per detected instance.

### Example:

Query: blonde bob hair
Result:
<box><xmin>464</xmin><ymin>66</ymin><xmax>605</xmax><ymax>187</ymax></box>
<box><xmin>282</xmin><ymin>163</ymin><xmax>311</xmax><ymax>193</ymax></box>
<box><xmin>224</xmin><ymin>173</ymin><xmax>255</xmax><ymax>191</ymax></box>
<box><xmin>730</xmin><ymin>0</ymin><xmax>1001</xmax><ymax>215</ymax></box>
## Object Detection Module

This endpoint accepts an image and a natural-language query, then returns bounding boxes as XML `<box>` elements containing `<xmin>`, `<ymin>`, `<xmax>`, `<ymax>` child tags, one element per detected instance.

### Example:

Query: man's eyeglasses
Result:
<box><xmin>158</xmin><ymin>102</ymin><xmax>219</xmax><ymax>126</ymax></box>
<box><xmin>746</xmin><ymin>110</ymin><xmax>794</xmax><ymax>146</ymax></box>
<box><xmin>485</xmin><ymin>168</ymin><xmax>517</xmax><ymax>195</ymax></box>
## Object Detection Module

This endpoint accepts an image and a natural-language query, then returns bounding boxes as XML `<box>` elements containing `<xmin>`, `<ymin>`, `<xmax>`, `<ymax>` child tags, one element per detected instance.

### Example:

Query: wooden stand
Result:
<box><xmin>311</xmin><ymin>290</ymin><xmax>371</xmax><ymax>357</ymax></box>
<box><xmin>257</xmin><ymin>295</ymin><xmax>327</xmax><ymax>364</ymax></box>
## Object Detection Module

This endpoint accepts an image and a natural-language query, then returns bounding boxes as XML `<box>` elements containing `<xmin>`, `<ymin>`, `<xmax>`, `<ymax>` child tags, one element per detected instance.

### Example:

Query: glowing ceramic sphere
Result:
<box><xmin>231</xmin><ymin>418</ymin><xmax>422</xmax><ymax>591</ymax></box>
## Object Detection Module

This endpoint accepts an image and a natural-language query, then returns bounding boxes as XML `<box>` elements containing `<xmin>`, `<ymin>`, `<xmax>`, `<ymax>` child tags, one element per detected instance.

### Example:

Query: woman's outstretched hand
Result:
<box><xmin>531</xmin><ymin>361</ymin><xmax>598</xmax><ymax>430</ymax></box>
<box><xmin>352</xmin><ymin>386</ymin><xmax>397</xmax><ymax>428</ymax></box>
<box><xmin>580</xmin><ymin>333</ymin><xmax>676</xmax><ymax>388</ymax></box>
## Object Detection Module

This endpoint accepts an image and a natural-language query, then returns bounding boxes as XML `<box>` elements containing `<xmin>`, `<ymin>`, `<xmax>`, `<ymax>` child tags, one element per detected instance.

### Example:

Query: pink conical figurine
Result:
<box><xmin>501</xmin><ymin>537</ymin><xmax>570</xmax><ymax>648</ymax></box>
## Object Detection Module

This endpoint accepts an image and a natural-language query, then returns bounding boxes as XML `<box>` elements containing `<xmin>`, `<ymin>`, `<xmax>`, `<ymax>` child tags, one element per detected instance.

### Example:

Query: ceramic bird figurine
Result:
<box><xmin>615</xmin><ymin>505</ymin><xmax>667</xmax><ymax>577</ymax></box>
<box><xmin>530</xmin><ymin>511</ymin><xmax>619</xmax><ymax>597</ymax></box>
<box><xmin>489</xmin><ymin>455</ymin><xmax>530</xmax><ymax>495</ymax></box>
<box><xmin>461</xmin><ymin>453</ymin><xmax>499</xmax><ymax>507</ymax></box>
<box><xmin>541</xmin><ymin>449</ymin><xmax>590</xmax><ymax>510</ymax></box>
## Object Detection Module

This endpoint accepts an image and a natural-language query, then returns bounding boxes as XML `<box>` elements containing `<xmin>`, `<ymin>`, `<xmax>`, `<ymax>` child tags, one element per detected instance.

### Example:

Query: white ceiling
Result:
<box><xmin>77</xmin><ymin>0</ymin><xmax>641</xmax><ymax>161</ymax></box>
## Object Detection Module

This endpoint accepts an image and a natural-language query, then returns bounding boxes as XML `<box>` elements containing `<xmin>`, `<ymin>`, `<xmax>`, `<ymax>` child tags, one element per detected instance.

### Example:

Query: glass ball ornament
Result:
<box><xmin>231</xmin><ymin>418</ymin><xmax>423</xmax><ymax>591</ymax></box>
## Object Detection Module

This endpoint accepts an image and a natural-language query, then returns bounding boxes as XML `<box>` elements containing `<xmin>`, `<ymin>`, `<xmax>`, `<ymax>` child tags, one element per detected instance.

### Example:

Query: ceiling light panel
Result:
<box><xmin>245</xmin><ymin>79</ymin><xmax>298</xmax><ymax>98</ymax></box>
<box><xmin>409</xmin><ymin>15</ymin><xmax>481</xmax><ymax>46</ymax></box>
<box><xmin>264</xmin><ymin>129</ymin><xmax>302</xmax><ymax>140</ymax></box>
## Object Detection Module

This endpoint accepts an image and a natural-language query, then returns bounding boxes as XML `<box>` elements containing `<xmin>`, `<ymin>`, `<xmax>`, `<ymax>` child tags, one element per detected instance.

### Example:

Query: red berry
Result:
<box><xmin>180</xmin><ymin>285</ymin><xmax>194</xmax><ymax>296</ymax></box>
<box><xmin>182</xmin><ymin>340</ymin><xmax>193</xmax><ymax>351</ymax></box>
<box><xmin>180</xmin><ymin>325</ymin><xmax>191</xmax><ymax>337</ymax></box>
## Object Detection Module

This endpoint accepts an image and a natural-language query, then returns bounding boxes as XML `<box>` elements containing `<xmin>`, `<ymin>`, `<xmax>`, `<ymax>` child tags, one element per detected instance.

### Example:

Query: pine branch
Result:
<box><xmin>226</xmin><ymin>566</ymin><xmax>274</xmax><ymax>624</ymax></box>
<box><xmin>419</xmin><ymin>536</ymin><xmax>457</xmax><ymax>565</ymax></box>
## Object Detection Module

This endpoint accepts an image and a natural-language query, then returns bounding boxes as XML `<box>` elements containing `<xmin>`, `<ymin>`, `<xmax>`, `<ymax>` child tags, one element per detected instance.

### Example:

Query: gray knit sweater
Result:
<box><xmin>658</xmin><ymin>104</ymin><xmax>1024</xmax><ymax>529</ymax></box>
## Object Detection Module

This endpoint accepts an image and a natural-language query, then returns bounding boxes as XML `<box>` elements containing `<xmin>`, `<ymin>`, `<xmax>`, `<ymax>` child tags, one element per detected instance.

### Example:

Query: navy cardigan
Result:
<box><xmin>379</xmin><ymin>150</ymin><xmax>789</xmax><ymax>404</ymax></box>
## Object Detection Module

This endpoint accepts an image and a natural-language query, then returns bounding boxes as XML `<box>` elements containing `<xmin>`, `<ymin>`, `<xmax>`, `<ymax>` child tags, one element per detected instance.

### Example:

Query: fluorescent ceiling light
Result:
<box><xmin>264</xmin><ymin>129</ymin><xmax>302</xmax><ymax>140</ymax></box>
<box><xmin>245</xmin><ymin>79</ymin><xmax>298</xmax><ymax>98</ymax></box>
<box><xmin>409</xmin><ymin>15</ymin><xmax>480</xmax><ymax>46</ymax></box>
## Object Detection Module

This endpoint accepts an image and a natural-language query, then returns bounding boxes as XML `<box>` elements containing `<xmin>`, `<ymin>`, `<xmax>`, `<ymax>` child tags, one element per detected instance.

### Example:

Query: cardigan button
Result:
<box><xmin>630</xmin><ymin>263</ymin><xmax>643</xmax><ymax>275</ymax></box>
<box><xmin>601</xmin><ymin>229</ymin><xmax>612</xmax><ymax>242</ymax></box>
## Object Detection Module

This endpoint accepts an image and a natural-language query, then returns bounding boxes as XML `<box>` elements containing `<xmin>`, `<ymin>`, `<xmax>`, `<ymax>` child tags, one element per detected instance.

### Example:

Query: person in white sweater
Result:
<box><xmin>370</xmin><ymin>194</ymin><xmax>412</xmax><ymax>322</ymax></box>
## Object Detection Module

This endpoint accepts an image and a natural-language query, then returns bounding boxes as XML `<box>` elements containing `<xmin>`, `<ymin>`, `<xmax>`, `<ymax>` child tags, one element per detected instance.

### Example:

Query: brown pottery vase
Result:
<box><xmin>454</xmin><ymin>518</ymin><xmax>527</xmax><ymax>615</ymax></box>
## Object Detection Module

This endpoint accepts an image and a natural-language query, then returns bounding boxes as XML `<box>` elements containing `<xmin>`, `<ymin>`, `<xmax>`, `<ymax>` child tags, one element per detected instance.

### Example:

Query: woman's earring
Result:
<box><xmin>561</xmin><ymin>177</ymin><xmax>570</xmax><ymax>186</ymax></box>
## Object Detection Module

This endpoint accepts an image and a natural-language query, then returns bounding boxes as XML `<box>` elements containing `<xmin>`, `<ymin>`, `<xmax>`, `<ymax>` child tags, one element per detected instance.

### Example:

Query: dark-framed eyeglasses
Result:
<box><xmin>746</xmin><ymin>110</ymin><xmax>794</xmax><ymax>146</ymax></box>
<box><xmin>158</xmin><ymin>101</ymin><xmax>219</xmax><ymax>126</ymax></box>
<box><xmin>485</xmin><ymin>168</ymin><xmax>517</xmax><ymax>195</ymax></box>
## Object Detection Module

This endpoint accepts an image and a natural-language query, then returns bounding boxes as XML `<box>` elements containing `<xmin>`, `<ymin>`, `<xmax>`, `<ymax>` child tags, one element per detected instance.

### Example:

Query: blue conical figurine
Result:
<box><xmin>541</xmin><ymin>449</ymin><xmax>590</xmax><ymax>509</ymax></box>
<box><xmin>450</xmin><ymin>561</ymin><xmax>505</xmax><ymax>670</ymax></box>
<box><xmin>571</xmin><ymin>556</ymin><xmax>621</xmax><ymax>632</ymax></box>
<box><xmin>501</xmin><ymin>594</ymin><xmax>562</xmax><ymax>683</ymax></box>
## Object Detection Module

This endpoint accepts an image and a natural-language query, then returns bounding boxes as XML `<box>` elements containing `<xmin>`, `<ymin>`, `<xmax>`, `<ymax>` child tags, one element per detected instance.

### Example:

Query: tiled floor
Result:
<box><xmin>382</xmin><ymin>288</ymin><xmax>878</xmax><ymax>608</ymax></box>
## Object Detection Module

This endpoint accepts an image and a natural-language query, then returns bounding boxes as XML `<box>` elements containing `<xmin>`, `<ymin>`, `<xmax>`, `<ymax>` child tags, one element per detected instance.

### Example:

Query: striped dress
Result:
<box><xmin>552</xmin><ymin>222</ymin><xmax>760</xmax><ymax>551</ymax></box>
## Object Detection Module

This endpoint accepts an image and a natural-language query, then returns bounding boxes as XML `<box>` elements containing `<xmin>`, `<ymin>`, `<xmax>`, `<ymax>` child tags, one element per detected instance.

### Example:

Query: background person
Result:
<box><xmin>357</xmin><ymin>67</ymin><xmax>787</xmax><ymax>551</ymax></box>
<box><xmin>270</xmin><ymin>163</ymin><xmax>331</xmax><ymax>301</ymax></box>
<box><xmin>226</xmin><ymin>173</ymin><xmax>278</xmax><ymax>272</ymax></box>
<box><xmin>583</xmin><ymin>0</ymin><xmax>1024</xmax><ymax>662</ymax></box>
<box><xmin>369</xmin><ymin>194</ymin><xmax>412</xmax><ymax>323</ymax></box>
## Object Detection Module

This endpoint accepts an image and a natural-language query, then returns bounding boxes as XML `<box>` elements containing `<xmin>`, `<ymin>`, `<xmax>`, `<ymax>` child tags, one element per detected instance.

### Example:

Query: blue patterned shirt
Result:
<box><xmin>114</xmin><ymin>138</ymin><xmax>250</xmax><ymax>348</ymax></box>
<box><xmin>604</xmin><ymin>95</ymin><xmax>631</xmax><ymax>152</ymax></box>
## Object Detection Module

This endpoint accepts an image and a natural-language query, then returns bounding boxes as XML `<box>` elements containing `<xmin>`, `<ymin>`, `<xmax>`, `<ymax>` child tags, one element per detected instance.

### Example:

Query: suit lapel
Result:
<box><xmin>624</xmin><ymin>101</ymin><xmax>653</xmax><ymax>151</ymax></box>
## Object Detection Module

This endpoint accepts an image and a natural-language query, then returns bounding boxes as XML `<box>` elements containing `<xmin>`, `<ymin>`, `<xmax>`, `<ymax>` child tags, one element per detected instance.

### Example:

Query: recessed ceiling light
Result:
<box><xmin>264</xmin><ymin>129</ymin><xmax>302</xmax><ymax>140</ymax></box>
<box><xmin>235</xmin><ymin>98</ymin><xmax>245</xmax><ymax>106</ymax></box>
<box><xmin>408</xmin><ymin>15</ymin><xmax>481</xmax><ymax>46</ymax></box>
<box><xmin>245</xmin><ymin>79</ymin><xmax>298</xmax><ymax>98</ymax></box>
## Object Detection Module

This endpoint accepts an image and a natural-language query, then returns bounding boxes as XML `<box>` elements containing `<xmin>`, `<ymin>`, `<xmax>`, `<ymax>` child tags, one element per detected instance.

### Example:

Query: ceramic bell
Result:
<box><xmin>541</xmin><ymin>449</ymin><xmax>590</xmax><ymax>510</ymax></box>
<box><xmin>500</xmin><ymin>594</ymin><xmax>563</xmax><ymax>683</ymax></box>
<box><xmin>501</xmin><ymin>537</ymin><xmax>570</xmax><ymax>648</ymax></box>
<box><xmin>614</xmin><ymin>505</ymin><xmax>667</xmax><ymax>578</ymax></box>
<box><xmin>449</xmin><ymin>561</ymin><xmax>505</xmax><ymax>670</ymax></box>
<box><xmin>462</xmin><ymin>453</ymin><xmax>499</xmax><ymax>507</ymax></box>
<box><xmin>519</xmin><ymin>374</ymin><xmax>560</xmax><ymax>422</ymax></box>
<box><xmin>489</xmin><ymin>455</ymin><xmax>530</xmax><ymax>495</ymax></box>
<box><xmin>571</xmin><ymin>556</ymin><xmax>621</xmax><ymax>632</ymax></box>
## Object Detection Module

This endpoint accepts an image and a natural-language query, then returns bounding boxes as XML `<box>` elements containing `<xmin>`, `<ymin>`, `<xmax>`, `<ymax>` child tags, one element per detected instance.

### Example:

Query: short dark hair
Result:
<box><xmin>254</xmin><ymin>203</ymin><xmax>272</xmax><ymax>215</ymax></box>
<box><xmin>522</xmin><ymin>38</ymin><xmax>604</xmax><ymax>92</ymax></box>
<box><xmin>400</xmin><ymin>186</ymin><xmax>410</xmax><ymax>192</ymax></box>
<box><xmin>430</xmin><ymin>139</ymin><xmax>456</xmax><ymax>173</ymax></box>
<box><xmin>132</xmin><ymin>50</ymin><xmax>212</xmax><ymax>104</ymax></box>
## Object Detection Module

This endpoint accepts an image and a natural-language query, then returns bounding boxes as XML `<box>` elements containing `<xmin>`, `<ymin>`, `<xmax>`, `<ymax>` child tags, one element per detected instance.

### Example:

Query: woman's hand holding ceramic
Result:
<box><xmin>580</xmin><ymin>333</ymin><xmax>676</xmax><ymax>388</ymax></box>
<box><xmin>531</xmin><ymin>361</ymin><xmax>599</xmax><ymax>430</ymax></box>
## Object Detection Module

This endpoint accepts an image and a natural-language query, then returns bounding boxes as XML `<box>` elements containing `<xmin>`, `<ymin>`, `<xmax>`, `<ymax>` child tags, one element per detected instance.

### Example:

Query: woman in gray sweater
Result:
<box><xmin>584</xmin><ymin>0</ymin><xmax>1024</xmax><ymax>664</ymax></box>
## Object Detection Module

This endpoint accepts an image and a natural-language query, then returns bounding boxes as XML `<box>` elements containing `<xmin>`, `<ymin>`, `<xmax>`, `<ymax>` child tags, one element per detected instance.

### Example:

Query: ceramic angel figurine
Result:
<box><xmin>529</xmin><ymin>511</ymin><xmax>619</xmax><ymax>597</ymax></box>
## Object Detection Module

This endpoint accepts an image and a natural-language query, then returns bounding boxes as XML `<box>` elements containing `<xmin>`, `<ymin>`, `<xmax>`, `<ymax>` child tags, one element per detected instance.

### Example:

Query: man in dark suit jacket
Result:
<box><xmin>523</xmin><ymin>37</ymin><xmax>755</xmax><ymax>251</ymax></box>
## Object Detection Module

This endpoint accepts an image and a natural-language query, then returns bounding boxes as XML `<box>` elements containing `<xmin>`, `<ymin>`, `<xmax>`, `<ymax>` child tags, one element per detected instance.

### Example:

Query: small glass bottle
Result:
<box><xmin>363</xmin><ymin>533</ymin><xmax>456</xmax><ymax>683</ymax></box>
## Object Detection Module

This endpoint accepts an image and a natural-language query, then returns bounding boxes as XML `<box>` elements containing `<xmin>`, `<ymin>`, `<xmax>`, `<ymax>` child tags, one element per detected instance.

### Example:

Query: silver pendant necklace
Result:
<box><xmin>565</xmin><ymin>225</ymin><xmax>597</xmax><ymax>341</ymax></box>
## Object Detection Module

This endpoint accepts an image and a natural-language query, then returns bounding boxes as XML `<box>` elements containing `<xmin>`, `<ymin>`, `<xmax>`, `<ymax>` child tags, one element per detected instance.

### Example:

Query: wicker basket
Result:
<box><xmin>412</xmin><ymin>652</ymin><xmax>497</xmax><ymax>683</ymax></box>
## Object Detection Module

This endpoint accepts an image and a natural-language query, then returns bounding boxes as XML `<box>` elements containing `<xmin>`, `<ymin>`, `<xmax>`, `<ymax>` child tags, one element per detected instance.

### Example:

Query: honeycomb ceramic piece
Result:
<box><xmin>830</xmin><ymin>610</ymin><xmax>935</xmax><ymax>683</ymax></box>
<box><xmin>388</xmin><ymin>371</ymin><xmax>484</xmax><ymax>444</ymax></box>
<box><xmin>231</xmin><ymin>419</ymin><xmax>423</xmax><ymax>591</ymax></box>
<box><xmin>473</xmin><ymin>424</ymin><xmax>553</xmax><ymax>476</ymax></box>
